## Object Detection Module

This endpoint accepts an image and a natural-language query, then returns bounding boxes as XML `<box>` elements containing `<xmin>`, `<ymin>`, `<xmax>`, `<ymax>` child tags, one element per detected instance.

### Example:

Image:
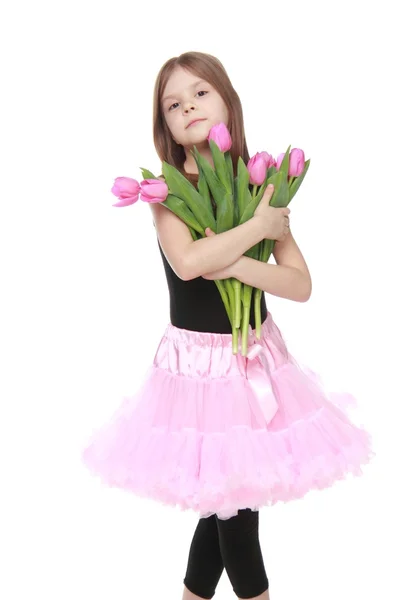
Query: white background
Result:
<box><xmin>1</xmin><ymin>1</ymin><xmax>399</xmax><ymax>599</ymax></box>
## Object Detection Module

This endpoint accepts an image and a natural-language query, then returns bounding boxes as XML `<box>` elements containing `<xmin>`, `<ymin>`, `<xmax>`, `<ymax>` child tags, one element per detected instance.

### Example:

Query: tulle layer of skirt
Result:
<box><xmin>81</xmin><ymin>312</ymin><xmax>375</xmax><ymax>520</ymax></box>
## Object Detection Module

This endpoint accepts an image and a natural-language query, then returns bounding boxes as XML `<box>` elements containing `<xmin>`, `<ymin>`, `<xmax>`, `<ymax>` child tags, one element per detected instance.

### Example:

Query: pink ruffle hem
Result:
<box><xmin>81</xmin><ymin>312</ymin><xmax>375</xmax><ymax>520</ymax></box>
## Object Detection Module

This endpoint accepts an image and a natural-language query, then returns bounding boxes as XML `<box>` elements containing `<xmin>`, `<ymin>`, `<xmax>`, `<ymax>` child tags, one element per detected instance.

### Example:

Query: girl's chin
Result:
<box><xmin>187</xmin><ymin>136</ymin><xmax>209</xmax><ymax>147</ymax></box>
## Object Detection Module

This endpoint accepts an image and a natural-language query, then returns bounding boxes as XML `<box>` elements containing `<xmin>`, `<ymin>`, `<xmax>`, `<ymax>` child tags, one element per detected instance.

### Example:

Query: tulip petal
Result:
<box><xmin>276</xmin><ymin>153</ymin><xmax>285</xmax><ymax>171</ymax></box>
<box><xmin>112</xmin><ymin>196</ymin><xmax>139</xmax><ymax>207</ymax></box>
<box><xmin>207</xmin><ymin>122</ymin><xmax>232</xmax><ymax>152</ymax></box>
<box><xmin>140</xmin><ymin>191</ymin><xmax>166</xmax><ymax>204</ymax></box>
<box><xmin>247</xmin><ymin>152</ymin><xmax>268</xmax><ymax>186</ymax></box>
<box><xmin>288</xmin><ymin>148</ymin><xmax>305</xmax><ymax>177</ymax></box>
<box><xmin>140</xmin><ymin>178</ymin><xmax>169</xmax><ymax>201</ymax></box>
<box><xmin>111</xmin><ymin>176</ymin><xmax>141</xmax><ymax>198</ymax></box>
<box><xmin>259</xmin><ymin>151</ymin><xmax>275</xmax><ymax>169</ymax></box>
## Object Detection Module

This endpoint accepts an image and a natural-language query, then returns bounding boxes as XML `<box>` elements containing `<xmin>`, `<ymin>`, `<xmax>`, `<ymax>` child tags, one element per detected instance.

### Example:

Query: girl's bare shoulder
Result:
<box><xmin>149</xmin><ymin>176</ymin><xmax>194</xmax><ymax>280</ymax></box>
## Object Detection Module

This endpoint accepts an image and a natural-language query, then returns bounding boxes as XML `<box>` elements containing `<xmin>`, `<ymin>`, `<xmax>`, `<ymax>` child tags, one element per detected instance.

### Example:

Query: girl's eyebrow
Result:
<box><xmin>162</xmin><ymin>80</ymin><xmax>208</xmax><ymax>102</ymax></box>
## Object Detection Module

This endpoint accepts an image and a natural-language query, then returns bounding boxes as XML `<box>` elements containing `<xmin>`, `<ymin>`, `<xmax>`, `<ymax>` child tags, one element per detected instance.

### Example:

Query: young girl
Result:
<box><xmin>82</xmin><ymin>52</ymin><xmax>375</xmax><ymax>600</ymax></box>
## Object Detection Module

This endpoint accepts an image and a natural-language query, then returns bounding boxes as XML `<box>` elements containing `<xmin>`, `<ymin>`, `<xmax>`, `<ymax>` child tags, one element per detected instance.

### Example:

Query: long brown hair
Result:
<box><xmin>153</xmin><ymin>51</ymin><xmax>250</xmax><ymax>187</ymax></box>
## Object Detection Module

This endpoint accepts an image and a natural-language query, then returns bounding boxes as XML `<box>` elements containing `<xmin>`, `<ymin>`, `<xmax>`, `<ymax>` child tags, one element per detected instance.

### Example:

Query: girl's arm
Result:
<box><xmin>184</xmin><ymin>218</ymin><xmax>267</xmax><ymax>280</ymax></box>
<box><xmin>203</xmin><ymin>231</ymin><xmax>312</xmax><ymax>303</ymax></box>
<box><xmin>150</xmin><ymin>199</ymin><xmax>267</xmax><ymax>280</ymax></box>
<box><xmin>153</xmin><ymin>176</ymin><xmax>280</xmax><ymax>281</ymax></box>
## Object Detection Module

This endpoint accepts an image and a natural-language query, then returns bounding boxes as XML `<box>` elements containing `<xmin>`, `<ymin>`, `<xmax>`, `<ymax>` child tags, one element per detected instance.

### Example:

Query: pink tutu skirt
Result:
<box><xmin>81</xmin><ymin>312</ymin><xmax>375</xmax><ymax>520</ymax></box>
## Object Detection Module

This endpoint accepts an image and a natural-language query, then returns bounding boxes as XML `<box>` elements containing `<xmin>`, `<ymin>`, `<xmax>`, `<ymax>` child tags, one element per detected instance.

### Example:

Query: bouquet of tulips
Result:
<box><xmin>111</xmin><ymin>122</ymin><xmax>310</xmax><ymax>356</ymax></box>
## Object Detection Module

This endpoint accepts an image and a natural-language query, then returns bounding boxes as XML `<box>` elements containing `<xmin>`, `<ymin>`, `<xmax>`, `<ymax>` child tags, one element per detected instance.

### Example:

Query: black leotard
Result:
<box><xmin>157</xmin><ymin>238</ymin><xmax>267</xmax><ymax>333</ymax></box>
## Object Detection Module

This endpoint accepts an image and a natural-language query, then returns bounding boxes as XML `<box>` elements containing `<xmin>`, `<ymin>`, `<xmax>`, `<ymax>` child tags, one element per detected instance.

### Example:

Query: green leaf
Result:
<box><xmin>244</xmin><ymin>241</ymin><xmax>261</xmax><ymax>260</ymax></box>
<box><xmin>162</xmin><ymin>162</ymin><xmax>216</xmax><ymax>230</ymax></box>
<box><xmin>192</xmin><ymin>146</ymin><xmax>226</xmax><ymax>207</ymax></box>
<box><xmin>238</xmin><ymin>195</ymin><xmax>260</xmax><ymax>225</ymax></box>
<box><xmin>225</xmin><ymin>152</ymin><xmax>234</xmax><ymax>195</ymax></box>
<box><xmin>289</xmin><ymin>159</ymin><xmax>311</xmax><ymax>201</ymax></box>
<box><xmin>197</xmin><ymin>166</ymin><xmax>211</xmax><ymax>204</ymax></box>
<box><xmin>278</xmin><ymin>145</ymin><xmax>291</xmax><ymax>179</ymax></box>
<box><xmin>233</xmin><ymin>177</ymin><xmax>239</xmax><ymax>224</ymax></box>
<box><xmin>236</xmin><ymin>157</ymin><xmax>251</xmax><ymax>220</ymax></box>
<box><xmin>266</xmin><ymin>170</ymin><xmax>289</xmax><ymax>208</ymax></box>
<box><xmin>140</xmin><ymin>168</ymin><xmax>157</xmax><ymax>180</ymax></box>
<box><xmin>253</xmin><ymin>178</ymin><xmax>269</xmax><ymax>204</ymax></box>
<box><xmin>162</xmin><ymin>194</ymin><xmax>204</xmax><ymax>235</ymax></box>
<box><xmin>188</xmin><ymin>226</ymin><xmax>199</xmax><ymax>241</ymax></box>
<box><xmin>244</xmin><ymin>238</ymin><xmax>262</xmax><ymax>263</ymax></box>
<box><xmin>254</xmin><ymin>171</ymin><xmax>283</xmax><ymax>210</ymax></box>
<box><xmin>261</xmin><ymin>238</ymin><xmax>275</xmax><ymax>262</ymax></box>
<box><xmin>190</xmin><ymin>148</ymin><xmax>215</xmax><ymax>218</ymax></box>
<box><xmin>209</xmin><ymin>139</ymin><xmax>231</xmax><ymax>193</ymax></box>
<box><xmin>216</xmin><ymin>191</ymin><xmax>235</xmax><ymax>234</ymax></box>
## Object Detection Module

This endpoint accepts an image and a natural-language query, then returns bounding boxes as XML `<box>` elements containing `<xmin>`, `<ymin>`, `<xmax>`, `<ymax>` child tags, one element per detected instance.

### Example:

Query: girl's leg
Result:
<box><xmin>216</xmin><ymin>509</ymin><xmax>270</xmax><ymax>600</ymax></box>
<box><xmin>182</xmin><ymin>514</ymin><xmax>225</xmax><ymax>600</ymax></box>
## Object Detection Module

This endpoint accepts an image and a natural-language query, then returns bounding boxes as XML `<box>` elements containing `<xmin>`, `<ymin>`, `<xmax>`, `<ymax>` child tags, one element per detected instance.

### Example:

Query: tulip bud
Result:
<box><xmin>247</xmin><ymin>152</ymin><xmax>269</xmax><ymax>185</ymax></box>
<box><xmin>140</xmin><ymin>179</ymin><xmax>169</xmax><ymax>204</ymax></box>
<box><xmin>111</xmin><ymin>177</ymin><xmax>141</xmax><ymax>207</ymax></box>
<box><xmin>259</xmin><ymin>151</ymin><xmax>275</xmax><ymax>169</ymax></box>
<box><xmin>276</xmin><ymin>153</ymin><xmax>285</xmax><ymax>171</ymax></box>
<box><xmin>207</xmin><ymin>122</ymin><xmax>232</xmax><ymax>153</ymax></box>
<box><xmin>288</xmin><ymin>148</ymin><xmax>305</xmax><ymax>177</ymax></box>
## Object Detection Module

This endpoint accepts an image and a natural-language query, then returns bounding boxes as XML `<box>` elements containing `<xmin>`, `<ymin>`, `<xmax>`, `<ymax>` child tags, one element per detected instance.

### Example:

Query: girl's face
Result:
<box><xmin>161</xmin><ymin>66</ymin><xmax>230</xmax><ymax>149</ymax></box>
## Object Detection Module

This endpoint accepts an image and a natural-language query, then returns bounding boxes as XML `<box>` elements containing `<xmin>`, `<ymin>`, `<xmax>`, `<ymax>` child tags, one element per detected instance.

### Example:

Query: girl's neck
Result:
<box><xmin>183</xmin><ymin>146</ymin><xmax>214</xmax><ymax>175</ymax></box>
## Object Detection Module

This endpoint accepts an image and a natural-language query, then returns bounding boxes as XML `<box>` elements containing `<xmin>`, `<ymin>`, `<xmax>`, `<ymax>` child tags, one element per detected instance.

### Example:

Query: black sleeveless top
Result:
<box><xmin>157</xmin><ymin>238</ymin><xmax>268</xmax><ymax>333</ymax></box>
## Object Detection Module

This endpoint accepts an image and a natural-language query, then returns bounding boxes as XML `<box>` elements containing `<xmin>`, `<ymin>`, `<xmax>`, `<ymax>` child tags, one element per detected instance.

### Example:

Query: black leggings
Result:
<box><xmin>183</xmin><ymin>508</ymin><xmax>269</xmax><ymax>599</ymax></box>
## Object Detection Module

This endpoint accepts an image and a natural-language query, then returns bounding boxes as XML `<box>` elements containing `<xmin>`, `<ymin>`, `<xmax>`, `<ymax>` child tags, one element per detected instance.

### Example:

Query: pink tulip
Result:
<box><xmin>259</xmin><ymin>151</ymin><xmax>275</xmax><ymax>169</ymax></box>
<box><xmin>247</xmin><ymin>152</ymin><xmax>269</xmax><ymax>185</ymax></box>
<box><xmin>261</xmin><ymin>152</ymin><xmax>276</xmax><ymax>169</ymax></box>
<box><xmin>288</xmin><ymin>148</ymin><xmax>305</xmax><ymax>177</ymax></box>
<box><xmin>111</xmin><ymin>177</ymin><xmax>141</xmax><ymax>207</ymax></box>
<box><xmin>276</xmin><ymin>153</ymin><xmax>285</xmax><ymax>171</ymax></box>
<box><xmin>140</xmin><ymin>179</ymin><xmax>169</xmax><ymax>204</ymax></box>
<box><xmin>207</xmin><ymin>122</ymin><xmax>232</xmax><ymax>152</ymax></box>
<box><xmin>276</xmin><ymin>149</ymin><xmax>306</xmax><ymax>177</ymax></box>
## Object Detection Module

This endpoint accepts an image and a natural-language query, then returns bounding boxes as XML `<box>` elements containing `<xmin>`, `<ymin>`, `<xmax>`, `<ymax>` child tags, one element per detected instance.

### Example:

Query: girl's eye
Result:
<box><xmin>168</xmin><ymin>90</ymin><xmax>208</xmax><ymax>112</ymax></box>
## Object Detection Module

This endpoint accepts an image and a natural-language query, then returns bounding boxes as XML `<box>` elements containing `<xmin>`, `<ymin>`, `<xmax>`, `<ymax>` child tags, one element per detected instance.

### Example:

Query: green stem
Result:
<box><xmin>253</xmin><ymin>239</ymin><xmax>263</xmax><ymax>338</ymax></box>
<box><xmin>232</xmin><ymin>278</ymin><xmax>241</xmax><ymax>328</ymax></box>
<box><xmin>254</xmin><ymin>288</ymin><xmax>262</xmax><ymax>339</ymax></box>
<box><xmin>232</xmin><ymin>277</ymin><xmax>241</xmax><ymax>354</ymax></box>
<box><xmin>252</xmin><ymin>184</ymin><xmax>258</xmax><ymax>199</ymax></box>
<box><xmin>240</xmin><ymin>298</ymin><xmax>251</xmax><ymax>356</ymax></box>
<box><xmin>254</xmin><ymin>238</ymin><xmax>275</xmax><ymax>338</ymax></box>
<box><xmin>225</xmin><ymin>279</ymin><xmax>238</xmax><ymax>353</ymax></box>
<box><xmin>240</xmin><ymin>283</ymin><xmax>253</xmax><ymax>356</ymax></box>
<box><xmin>232</xmin><ymin>321</ymin><xmax>239</xmax><ymax>355</ymax></box>
<box><xmin>214</xmin><ymin>280</ymin><xmax>232</xmax><ymax>327</ymax></box>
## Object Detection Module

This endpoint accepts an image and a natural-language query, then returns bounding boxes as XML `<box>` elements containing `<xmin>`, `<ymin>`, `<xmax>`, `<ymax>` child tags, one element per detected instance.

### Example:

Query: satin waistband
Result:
<box><xmin>164</xmin><ymin>312</ymin><xmax>274</xmax><ymax>348</ymax></box>
<box><xmin>154</xmin><ymin>310</ymin><xmax>290</xmax><ymax>424</ymax></box>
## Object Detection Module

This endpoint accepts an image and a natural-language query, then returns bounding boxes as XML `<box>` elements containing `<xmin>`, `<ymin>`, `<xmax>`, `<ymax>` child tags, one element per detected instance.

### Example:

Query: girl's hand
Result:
<box><xmin>253</xmin><ymin>184</ymin><xmax>290</xmax><ymax>242</ymax></box>
<box><xmin>201</xmin><ymin>228</ymin><xmax>239</xmax><ymax>280</ymax></box>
